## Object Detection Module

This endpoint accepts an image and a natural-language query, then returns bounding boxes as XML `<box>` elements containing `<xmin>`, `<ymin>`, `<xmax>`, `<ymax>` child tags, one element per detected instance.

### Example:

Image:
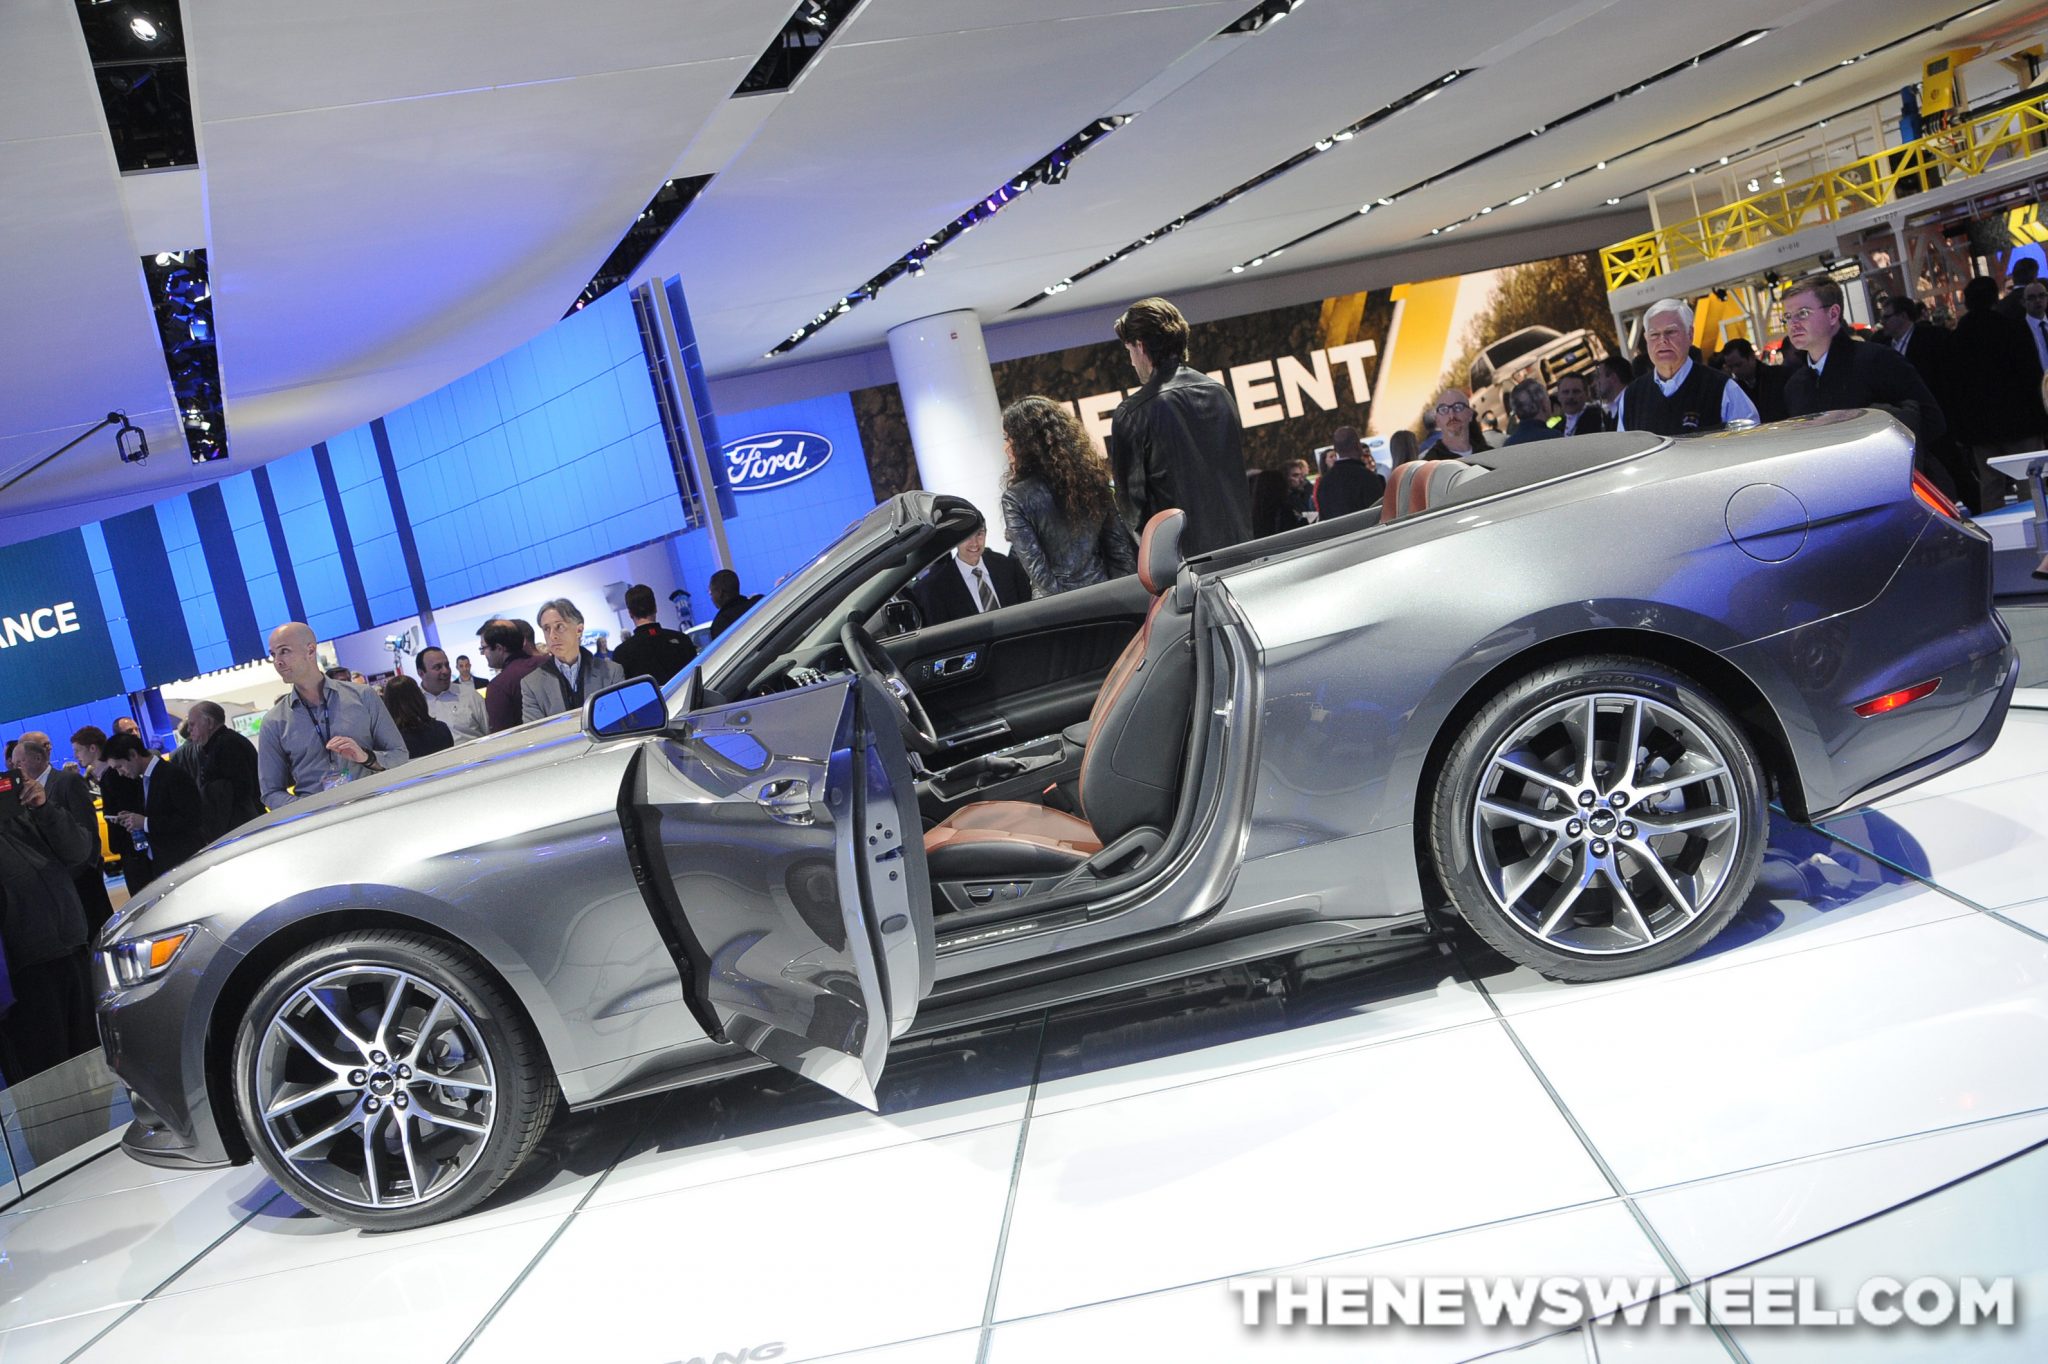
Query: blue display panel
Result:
<box><xmin>0</xmin><ymin>529</ymin><xmax>129</xmax><ymax>717</ymax></box>
<box><xmin>713</xmin><ymin>392</ymin><xmax>880</xmax><ymax>596</ymax></box>
<box><xmin>262</xmin><ymin>447</ymin><xmax>359</xmax><ymax>641</ymax></box>
<box><xmin>154</xmin><ymin>495</ymin><xmax>235</xmax><ymax>674</ymax></box>
<box><xmin>382</xmin><ymin>289</ymin><xmax>687</xmax><ymax>608</ymax></box>
<box><xmin>3</xmin><ymin>280</ymin><xmax>695</xmax><ymax>729</ymax></box>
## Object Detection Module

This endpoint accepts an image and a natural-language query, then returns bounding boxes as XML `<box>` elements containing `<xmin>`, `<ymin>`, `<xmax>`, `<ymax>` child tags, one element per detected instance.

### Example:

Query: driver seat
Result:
<box><xmin>922</xmin><ymin>510</ymin><xmax>1196</xmax><ymax>882</ymax></box>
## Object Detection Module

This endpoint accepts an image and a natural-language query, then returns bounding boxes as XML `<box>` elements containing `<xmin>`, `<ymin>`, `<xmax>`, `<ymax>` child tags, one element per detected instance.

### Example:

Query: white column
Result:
<box><xmin>887</xmin><ymin>310</ymin><xmax>1009</xmax><ymax>549</ymax></box>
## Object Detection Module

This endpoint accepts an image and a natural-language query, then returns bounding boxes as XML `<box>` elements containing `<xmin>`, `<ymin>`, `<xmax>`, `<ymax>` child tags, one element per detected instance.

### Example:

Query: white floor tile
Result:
<box><xmin>73</xmin><ymin>1213</ymin><xmax>557</xmax><ymax>1364</ymax></box>
<box><xmin>993</xmin><ymin>1021</ymin><xmax>1613</xmax><ymax>1321</ymax></box>
<box><xmin>1823</xmin><ymin>777</ymin><xmax>2048</xmax><ymax>909</ymax></box>
<box><xmin>464</xmin><ymin>1123</ymin><xmax>1020</xmax><ymax>1364</ymax></box>
<box><xmin>0</xmin><ymin>1163</ymin><xmax>272</xmax><ymax>1332</ymax></box>
<box><xmin>1504</xmin><ymin>913</ymin><xmax>2048</xmax><ymax>1192</ymax></box>
<box><xmin>1470</xmin><ymin>822</ymin><xmax>1970</xmax><ymax>1019</ymax></box>
<box><xmin>1032</xmin><ymin>948</ymin><xmax>1489</xmax><ymax>1117</ymax></box>
<box><xmin>812</xmin><ymin>1330</ymin><xmax>983</xmax><ymax>1364</ymax></box>
<box><xmin>1717</xmin><ymin>1142</ymin><xmax>2048</xmax><ymax>1362</ymax></box>
<box><xmin>171</xmin><ymin>1165</ymin><xmax>588</xmax><ymax>1294</ymax></box>
<box><xmin>0</xmin><ymin>1307</ymin><xmax>128</xmax><ymax>1363</ymax></box>
<box><xmin>1591</xmin><ymin>1316</ymin><xmax>1736</xmax><ymax>1361</ymax></box>
<box><xmin>1998</xmin><ymin>897</ymin><xmax>2048</xmax><ymax>939</ymax></box>
<box><xmin>1634</xmin><ymin>1109</ymin><xmax>2048</xmax><ymax>1281</ymax></box>
<box><xmin>591</xmin><ymin>1018</ymin><xmax>1039</xmax><ymax>1210</ymax></box>
<box><xmin>987</xmin><ymin>1203</ymin><xmax>1662</xmax><ymax>1363</ymax></box>
<box><xmin>1</xmin><ymin>1149</ymin><xmax>214</xmax><ymax>1219</ymax></box>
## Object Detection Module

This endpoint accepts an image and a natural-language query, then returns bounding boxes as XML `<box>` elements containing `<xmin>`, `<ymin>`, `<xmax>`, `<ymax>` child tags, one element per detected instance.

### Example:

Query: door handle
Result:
<box><xmin>756</xmin><ymin>778</ymin><xmax>814</xmax><ymax>825</ymax></box>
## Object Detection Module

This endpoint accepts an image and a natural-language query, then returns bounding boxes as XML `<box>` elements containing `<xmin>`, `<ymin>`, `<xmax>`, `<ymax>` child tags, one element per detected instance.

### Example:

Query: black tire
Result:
<box><xmin>1430</xmin><ymin>656</ymin><xmax>1767</xmax><ymax>982</ymax></box>
<box><xmin>231</xmin><ymin>930</ymin><xmax>558</xmax><ymax>1231</ymax></box>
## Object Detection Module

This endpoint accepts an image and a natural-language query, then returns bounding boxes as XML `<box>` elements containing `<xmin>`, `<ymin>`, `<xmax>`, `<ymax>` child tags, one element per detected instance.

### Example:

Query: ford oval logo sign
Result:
<box><xmin>722</xmin><ymin>431</ymin><xmax>832</xmax><ymax>493</ymax></box>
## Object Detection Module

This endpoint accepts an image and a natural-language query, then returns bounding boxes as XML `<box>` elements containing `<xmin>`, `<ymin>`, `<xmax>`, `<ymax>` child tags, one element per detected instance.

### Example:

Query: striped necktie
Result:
<box><xmin>974</xmin><ymin>566</ymin><xmax>996</xmax><ymax>612</ymax></box>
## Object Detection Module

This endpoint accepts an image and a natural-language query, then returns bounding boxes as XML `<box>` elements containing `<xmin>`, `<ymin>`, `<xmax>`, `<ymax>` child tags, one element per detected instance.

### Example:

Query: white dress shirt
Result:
<box><xmin>953</xmin><ymin>553</ymin><xmax>1001</xmax><ymax>612</ymax></box>
<box><xmin>1613</xmin><ymin>358</ymin><xmax>1761</xmax><ymax>430</ymax></box>
<box><xmin>424</xmin><ymin>681</ymin><xmax>489</xmax><ymax>741</ymax></box>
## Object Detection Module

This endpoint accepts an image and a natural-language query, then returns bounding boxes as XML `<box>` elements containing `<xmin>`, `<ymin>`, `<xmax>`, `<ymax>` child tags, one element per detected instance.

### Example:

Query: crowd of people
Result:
<box><xmin>0</xmin><ymin>580</ymin><xmax>718</xmax><ymax>1083</ymax></box>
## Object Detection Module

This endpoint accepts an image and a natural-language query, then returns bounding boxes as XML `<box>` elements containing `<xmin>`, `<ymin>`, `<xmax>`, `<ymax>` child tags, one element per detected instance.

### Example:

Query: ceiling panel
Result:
<box><xmin>660</xmin><ymin>1</ymin><xmax>1239</xmax><ymax>368</ymax></box>
<box><xmin>189</xmin><ymin>0</ymin><xmax>780</xmax><ymax>122</ymax></box>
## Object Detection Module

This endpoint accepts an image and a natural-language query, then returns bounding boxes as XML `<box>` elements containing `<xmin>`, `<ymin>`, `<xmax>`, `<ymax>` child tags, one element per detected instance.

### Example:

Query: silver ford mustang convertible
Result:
<box><xmin>98</xmin><ymin>412</ymin><xmax>2015</xmax><ymax>1228</ymax></box>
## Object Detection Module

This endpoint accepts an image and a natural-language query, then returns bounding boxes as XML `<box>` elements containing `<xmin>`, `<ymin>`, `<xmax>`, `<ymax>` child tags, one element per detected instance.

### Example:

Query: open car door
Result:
<box><xmin>627</xmin><ymin>673</ymin><xmax>934</xmax><ymax>1109</ymax></box>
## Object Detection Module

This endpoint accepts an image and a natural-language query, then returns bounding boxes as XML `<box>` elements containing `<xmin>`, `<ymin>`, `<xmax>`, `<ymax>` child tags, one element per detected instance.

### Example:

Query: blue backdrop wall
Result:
<box><xmin>0</xmin><ymin>289</ymin><xmax>692</xmax><ymax>738</ymax></box>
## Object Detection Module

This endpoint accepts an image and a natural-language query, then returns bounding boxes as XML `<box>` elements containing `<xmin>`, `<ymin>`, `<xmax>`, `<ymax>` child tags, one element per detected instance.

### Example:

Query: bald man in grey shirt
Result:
<box><xmin>257</xmin><ymin>623</ymin><xmax>408</xmax><ymax>807</ymax></box>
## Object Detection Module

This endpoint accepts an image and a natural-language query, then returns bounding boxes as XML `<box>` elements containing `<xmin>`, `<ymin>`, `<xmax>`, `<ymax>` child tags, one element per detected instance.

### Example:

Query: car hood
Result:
<box><xmin>145</xmin><ymin>714</ymin><xmax>595</xmax><ymax>897</ymax></box>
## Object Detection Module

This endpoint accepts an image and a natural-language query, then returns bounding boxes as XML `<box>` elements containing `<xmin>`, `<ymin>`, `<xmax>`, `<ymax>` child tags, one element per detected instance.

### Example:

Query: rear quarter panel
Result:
<box><xmin>1218</xmin><ymin>415</ymin><xmax>1928</xmax><ymax>904</ymax></box>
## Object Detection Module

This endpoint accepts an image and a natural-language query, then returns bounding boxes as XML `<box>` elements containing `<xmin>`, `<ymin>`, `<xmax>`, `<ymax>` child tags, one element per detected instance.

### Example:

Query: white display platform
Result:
<box><xmin>7</xmin><ymin>710</ymin><xmax>2048</xmax><ymax>1363</ymax></box>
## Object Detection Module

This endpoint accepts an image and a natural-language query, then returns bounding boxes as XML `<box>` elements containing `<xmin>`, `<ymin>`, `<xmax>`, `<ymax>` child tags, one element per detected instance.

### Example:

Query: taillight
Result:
<box><xmin>1912</xmin><ymin>470</ymin><xmax>1962</xmax><ymax>521</ymax></box>
<box><xmin>1853</xmin><ymin>677</ymin><xmax>1941</xmax><ymax>717</ymax></box>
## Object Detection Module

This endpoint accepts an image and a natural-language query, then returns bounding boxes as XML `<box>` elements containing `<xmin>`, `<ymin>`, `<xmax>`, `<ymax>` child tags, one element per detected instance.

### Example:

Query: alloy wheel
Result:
<box><xmin>253</xmin><ymin>965</ymin><xmax>498</xmax><ymax>1210</ymax></box>
<box><xmin>1468</xmin><ymin>691</ymin><xmax>1744</xmax><ymax>956</ymax></box>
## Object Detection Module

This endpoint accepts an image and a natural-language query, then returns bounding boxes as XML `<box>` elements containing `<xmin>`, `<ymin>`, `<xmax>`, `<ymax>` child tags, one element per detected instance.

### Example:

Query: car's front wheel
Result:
<box><xmin>231</xmin><ymin>930</ymin><xmax>557</xmax><ymax>1230</ymax></box>
<box><xmin>1431</xmin><ymin>656</ymin><xmax>1767</xmax><ymax>981</ymax></box>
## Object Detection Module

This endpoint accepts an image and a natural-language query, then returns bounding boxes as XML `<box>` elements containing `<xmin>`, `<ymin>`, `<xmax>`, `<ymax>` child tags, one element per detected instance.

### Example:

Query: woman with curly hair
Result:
<box><xmin>1000</xmin><ymin>396</ymin><xmax>1138</xmax><ymax>597</ymax></box>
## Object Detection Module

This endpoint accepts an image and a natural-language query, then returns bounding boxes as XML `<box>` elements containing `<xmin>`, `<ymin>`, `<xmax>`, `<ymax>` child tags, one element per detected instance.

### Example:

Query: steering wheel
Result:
<box><xmin>840</xmin><ymin>618</ymin><xmax>941</xmax><ymax>756</ymax></box>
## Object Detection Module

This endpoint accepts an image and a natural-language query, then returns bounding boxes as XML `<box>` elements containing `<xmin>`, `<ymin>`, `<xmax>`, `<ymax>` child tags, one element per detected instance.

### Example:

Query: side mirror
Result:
<box><xmin>879</xmin><ymin>596</ymin><xmax>922</xmax><ymax>640</ymax></box>
<box><xmin>584</xmin><ymin>677</ymin><xmax>667</xmax><ymax>739</ymax></box>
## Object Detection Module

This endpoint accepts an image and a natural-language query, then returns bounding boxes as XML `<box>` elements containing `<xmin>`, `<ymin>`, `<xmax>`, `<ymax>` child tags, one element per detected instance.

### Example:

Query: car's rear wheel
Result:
<box><xmin>231</xmin><ymin>930</ymin><xmax>557</xmax><ymax>1230</ymax></box>
<box><xmin>1431</xmin><ymin>656</ymin><xmax>1766</xmax><ymax>981</ymax></box>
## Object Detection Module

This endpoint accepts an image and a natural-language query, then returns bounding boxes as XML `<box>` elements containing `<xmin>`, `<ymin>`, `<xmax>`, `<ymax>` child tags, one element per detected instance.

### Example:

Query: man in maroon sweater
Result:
<box><xmin>478</xmin><ymin>619</ymin><xmax>547</xmax><ymax>733</ymax></box>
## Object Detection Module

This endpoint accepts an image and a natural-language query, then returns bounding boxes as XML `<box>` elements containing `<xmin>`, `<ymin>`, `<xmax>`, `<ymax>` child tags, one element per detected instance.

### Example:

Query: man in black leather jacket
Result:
<box><xmin>1107</xmin><ymin>297</ymin><xmax>1253</xmax><ymax>556</ymax></box>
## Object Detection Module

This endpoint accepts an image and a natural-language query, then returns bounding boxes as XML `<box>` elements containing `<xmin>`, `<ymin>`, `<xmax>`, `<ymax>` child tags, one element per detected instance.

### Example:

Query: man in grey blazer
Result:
<box><xmin>520</xmin><ymin>597</ymin><xmax>626</xmax><ymax>722</ymax></box>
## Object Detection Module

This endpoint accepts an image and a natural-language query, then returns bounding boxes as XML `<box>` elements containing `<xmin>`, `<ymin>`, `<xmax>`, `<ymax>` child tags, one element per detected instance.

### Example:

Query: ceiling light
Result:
<box><xmin>1772</xmin><ymin>170</ymin><xmax>1785</xmax><ymax>185</ymax></box>
<box><xmin>129</xmin><ymin>16</ymin><xmax>159</xmax><ymax>41</ymax></box>
<box><xmin>1747</xmin><ymin>178</ymin><xmax>1761</xmax><ymax>192</ymax></box>
<box><xmin>1334</xmin><ymin>130</ymin><xmax>1354</xmax><ymax>141</ymax></box>
<box><xmin>1606</xmin><ymin>197</ymin><xmax>1621</xmax><ymax>205</ymax></box>
<box><xmin>1595</xmin><ymin>161</ymin><xmax>1607</xmax><ymax>170</ymax></box>
<box><xmin>1737</xmin><ymin>29</ymin><xmax>1770</xmax><ymax>46</ymax></box>
<box><xmin>1230</xmin><ymin>264</ymin><xmax>1245</xmax><ymax>273</ymax></box>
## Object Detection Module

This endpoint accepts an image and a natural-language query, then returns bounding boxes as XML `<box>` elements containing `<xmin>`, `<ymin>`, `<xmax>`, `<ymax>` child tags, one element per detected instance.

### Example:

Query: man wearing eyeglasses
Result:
<box><xmin>1779</xmin><ymin>274</ymin><xmax>1949</xmax><ymax>495</ymax></box>
<box><xmin>1615</xmin><ymin>298</ymin><xmax>1760</xmax><ymax>436</ymax></box>
<box><xmin>1424</xmin><ymin>388</ymin><xmax>1490</xmax><ymax>459</ymax></box>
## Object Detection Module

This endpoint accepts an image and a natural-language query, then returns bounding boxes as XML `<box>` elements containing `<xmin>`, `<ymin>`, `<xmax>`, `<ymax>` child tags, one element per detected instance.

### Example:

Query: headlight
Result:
<box><xmin>105</xmin><ymin>927</ymin><xmax>197</xmax><ymax>988</ymax></box>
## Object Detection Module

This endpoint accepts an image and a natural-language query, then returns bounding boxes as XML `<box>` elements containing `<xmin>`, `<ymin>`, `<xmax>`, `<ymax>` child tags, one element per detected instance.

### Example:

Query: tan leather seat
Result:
<box><xmin>922</xmin><ymin>509</ymin><xmax>1193</xmax><ymax>881</ymax></box>
<box><xmin>1381</xmin><ymin>457</ymin><xmax>1477</xmax><ymax>523</ymax></box>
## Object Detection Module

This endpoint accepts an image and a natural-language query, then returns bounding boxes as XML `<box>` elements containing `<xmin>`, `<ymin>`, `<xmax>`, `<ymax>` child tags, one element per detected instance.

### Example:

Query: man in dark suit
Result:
<box><xmin>13</xmin><ymin>732</ymin><xmax>116</xmax><ymax>940</ymax></box>
<box><xmin>71</xmin><ymin>724</ymin><xmax>144</xmax><ymax>892</ymax></box>
<box><xmin>706</xmin><ymin>570</ymin><xmax>762</xmax><ymax>640</ymax></box>
<box><xmin>911</xmin><ymin>522</ymin><xmax>1032</xmax><ymax>628</ymax></box>
<box><xmin>1780</xmin><ymin>274</ymin><xmax>1948</xmax><ymax>480</ymax></box>
<box><xmin>1553</xmin><ymin>372</ymin><xmax>1607</xmax><ymax>436</ymax></box>
<box><xmin>181</xmin><ymin>700</ymin><xmax>263</xmax><ymax>839</ymax></box>
<box><xmin>1948</xmin><ymin>274</ymin><xmax>2042</xmax><ymax>509</ymax></box>
<box><xmin>611</xmin><ymin>583</ymin><xmax>697</xmax><ymax>686</ymax></box>
<box><xmin>1314</xmin><ymin>428</ymin><xmax>1386</xmax><ymax>518</ymax></box>
<box><xmin>1880</xmin><ymin>296</ymin><xmax>1978</xmax><ymax>504</ymax></box>
<box><xmin>1715</xmin><ymin>338</ymin><xmax>1790</xmax><ymax>423</ymax></box>
<box><xmin>101</xmin><ymin>732</ymin><xmax>207</xmax><ymax>891</ymax></box>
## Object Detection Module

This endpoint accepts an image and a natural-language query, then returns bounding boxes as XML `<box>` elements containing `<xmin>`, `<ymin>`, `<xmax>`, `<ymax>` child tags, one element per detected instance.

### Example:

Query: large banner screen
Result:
<box><xmin>852</xmin><ymin>249</ymin><xmax>1618</xmax><ymax>497</ymax></box>
<box><xmin>0</xmin><ymin>529</ymin><xmax>124</xmax><ymax>717</ymax></box>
